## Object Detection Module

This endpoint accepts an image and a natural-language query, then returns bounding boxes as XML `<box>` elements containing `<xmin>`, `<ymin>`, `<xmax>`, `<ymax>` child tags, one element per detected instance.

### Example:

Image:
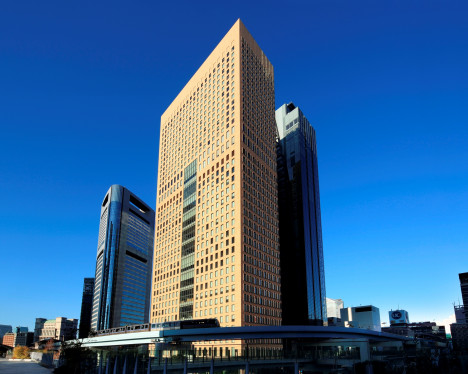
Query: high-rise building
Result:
<box><xmin>152</xmin><ymin>18</ymin><xmax>281</xmax><ymax>340</ymax></box>
<box><xmin>276</xmin><ymin>103</ymin><xmax>326</xmax><ymax>325</ymax></box>
<box><xmin>454</xmin><ymin>272</ymin><xmax>468</xmax><ymax>324</ymax></box>
<box><xmin>79</xmin><ymin>278</ymin><xmax>95</xmax><ymax>338</ymax></box>
<box><xmin>91</xmin><ymin>185</ymin><xmax>155</xmax><ymax>331</ymax></box>
<box><xmin>0</xmin><ymin>325</ymin><xmax>12</xmax><ymax>339</ymax></box>
<box><xmin>34</xmin><ymin>318</ymin><xmax>46</xmax><ymax>342</ymax></box>
<box><xmin>326</xmin><ymin>298</ymin><xmax>344</xmax><ymax>319</ymax></box>
<box><xmin>37</xmin><ymin>317</ymin><xmax>78</xmax><ymax>341</ymax></box>
<box><xmin>459</xmin><ymin>272</ymin><xmax>468</xmax><ymax>308</ymax></box>
<box><xmin>451</xmin><ymin>272</ymin><xmax>468</xmax><ymax>350</ymax></box>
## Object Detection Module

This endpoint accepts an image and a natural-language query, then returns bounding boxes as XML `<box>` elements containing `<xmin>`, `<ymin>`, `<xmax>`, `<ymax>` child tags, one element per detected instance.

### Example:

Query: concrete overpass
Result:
<box><xmin>80</xmin><ymin>325</ymin><xmax>410</xmax><ymax>348</ymax></box>
<box><xmin>76</xmin><ymin>326</ymin><xmax>413</xmax><ymax>373</ymax></box>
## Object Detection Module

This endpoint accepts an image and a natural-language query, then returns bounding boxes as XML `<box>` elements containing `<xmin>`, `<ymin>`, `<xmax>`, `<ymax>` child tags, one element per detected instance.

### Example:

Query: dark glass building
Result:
<box><xmin>460</xmin><ymin>272</ymin><xmax>468</xmax><ymax>308</ymax></box>
<box><xmin>91</xmin><ymin>185</ymin><xmax>155</xmax><ymax>331</ymax></box>
<box><xmin>276</xmin><ymin>103</ymin><xmax>326</xmax><ymax>325</ymax></box>
<box><xmin>79</xmin><ymin>278</ymin><xmax>95</xmax><ymax>338</ymax></box>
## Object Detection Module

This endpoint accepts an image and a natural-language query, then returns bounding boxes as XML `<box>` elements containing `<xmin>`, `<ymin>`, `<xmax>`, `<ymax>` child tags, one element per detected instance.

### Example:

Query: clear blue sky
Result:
<box><xmin>1</xmin><ymin>1</ymin><xmax>467</xmax><ymax>331</ymax></box>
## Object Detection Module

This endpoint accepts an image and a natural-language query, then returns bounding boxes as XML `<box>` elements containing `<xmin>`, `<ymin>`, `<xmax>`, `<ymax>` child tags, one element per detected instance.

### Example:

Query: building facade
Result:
<box><xmin>37</xmin><ymin>317</ymin><xmax>78</xmax><ymax>341</ymax></box>
<box><xmin>151</xmin><ymin>18</ymin><xmax>281</xmax><ymax>341</ymax></box>
<box><xmin>79</xmin><ymin>278</ymin><xmax>95</xmax><ymax>338</ymax></box>
<box><xmin>2</xmin><ymin>333</ymin><xmax>15</xmax><ymax>348</ymax></box>
<box><xmin>91</xmin><ymin>185</ymin><xmax>155</xmax><ymax>331</ymax></box>
<box><xmin>451</xmin><ymin>323</ymin><xmax>468</xmax><ymax>352</ymax></box>
<box><xmin>340</xmin><ymin>306</ymin><xmax>381</xmax><ymax>332</ymax></box>
<box><xmin>14</xmin><ymin>332</ymin><xmax>34</xmax><ymax>347</ymax></box>
<box><xmin>276</xmin><ymin>103</ymin><xmax>326</xmax><ymax>325</ymax></box>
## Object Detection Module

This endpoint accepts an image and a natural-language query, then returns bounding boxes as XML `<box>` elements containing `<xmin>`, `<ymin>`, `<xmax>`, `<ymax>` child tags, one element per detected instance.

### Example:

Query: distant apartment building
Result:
<box><xmin>91</xmin><ymin>185</ymin><xmax>155</xmax><ymax>331</ymax></box>
<box><xmin>36</xmin><ymin>317</ymin><xmax>78</xmax><ymax>341</ymax></box>
<box><xmin>79</xmin><ymin>277</ymin><xmax>95</xmax><ymax>338</ymax></box>
<box><xmin>341</xmin><ymin>305</ymin><xmax>381</xmax><ymax>332</ymax></box>
<box><xmin>0</xmin><ymin>324</ymin><xmax>12</xmax><ymax>339</ymax></box>
<box><xmin>276</xmin><ymin>103</ymin><xmax>326</xmax><ymax>325</ymax></box>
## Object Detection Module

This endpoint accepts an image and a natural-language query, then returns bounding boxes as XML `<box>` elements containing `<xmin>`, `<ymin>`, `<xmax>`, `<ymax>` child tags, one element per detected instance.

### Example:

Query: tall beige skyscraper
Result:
<box><xmin>151</xmin><ymin>20</ymin><xmax>280</xmax><ymax>344</ymax></box>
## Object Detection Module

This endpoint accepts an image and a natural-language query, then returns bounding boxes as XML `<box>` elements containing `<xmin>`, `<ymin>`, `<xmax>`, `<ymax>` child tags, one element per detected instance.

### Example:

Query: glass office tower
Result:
<box><xmin>91</xmin><ymin>185</ymin><xmax>155</xmax><ymax>331</ymax></box>
<box><xmin>79</xmin><ymin>277</ymin><xmax>94</xmax><ymax>338</ymax></box>
<box><xmin>276</xmin><ymin>103</ymin><xmax>326</xmax><ymax>325</ymax></box>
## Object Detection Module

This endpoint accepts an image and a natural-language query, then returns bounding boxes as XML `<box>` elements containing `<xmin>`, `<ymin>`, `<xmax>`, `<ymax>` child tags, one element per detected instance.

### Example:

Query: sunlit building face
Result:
<box><xmin>151</xmin><ymin>20</ymin><xmax>281</xmax><ymax>334</ymax></box>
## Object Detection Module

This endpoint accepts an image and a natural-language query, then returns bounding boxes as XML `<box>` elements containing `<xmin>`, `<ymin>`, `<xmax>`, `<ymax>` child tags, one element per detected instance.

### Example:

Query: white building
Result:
<box><xmin>326</xmin><ymin>298</ymin><xmax>344</xmax><ymax>319</ymax></box>
<box><xmin>38</xmin><ymin>317</ymin><xmax>78</xmax><ymax>341</ymax></box>
<box><xmin>340</xmin><ymin>305</ymin><xmax>381</xmax><ymax>332</ymax></box>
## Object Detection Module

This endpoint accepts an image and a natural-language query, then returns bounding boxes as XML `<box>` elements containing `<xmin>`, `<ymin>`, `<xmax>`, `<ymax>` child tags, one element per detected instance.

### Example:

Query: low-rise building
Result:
<box><xmin>408</xmin><ymin>322</ymin><xmax>446</xmax><ymax>341</ymax></box>
<box><xmin>381</xmin><ymin>325</ymin><xmax>415</xmax><ymax>338</ymax></box>
<box><xmin>383</xmin><ymin>321</ymin><xmax>446</xmax><ymax>342</ymax></box>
